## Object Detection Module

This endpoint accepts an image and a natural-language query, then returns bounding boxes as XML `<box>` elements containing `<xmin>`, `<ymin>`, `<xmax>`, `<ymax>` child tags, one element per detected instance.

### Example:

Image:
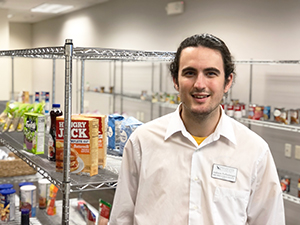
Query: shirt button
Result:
<box><xmin>193</xmin><ymin>176</ymin><xmax>199</xmax><ymax>181</ymax></box>
<box><xmin>192</xmin><ymin>205</ymin><xmax>199</xmax><ymax>210</ymax></box>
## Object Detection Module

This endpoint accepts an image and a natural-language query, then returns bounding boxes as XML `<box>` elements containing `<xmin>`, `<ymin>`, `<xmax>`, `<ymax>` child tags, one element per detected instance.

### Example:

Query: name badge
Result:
<box><xmin>211</xmin><ymin>164</ymin><xmax>238</xmax><ymax>183</ymax></box>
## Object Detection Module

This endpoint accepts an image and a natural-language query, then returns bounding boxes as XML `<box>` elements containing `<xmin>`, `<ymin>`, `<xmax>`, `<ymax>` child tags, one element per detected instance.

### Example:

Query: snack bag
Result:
<box><xmin>17</xmin><ymin>104</ymin><xmax>34</xmax><ymax>132</ymax></box>
<box><xmin>8</xmin><ymin>103</ymin><xmax>30</xmax><ymax>132</ymax></box>
<box><xmin>98</xmin><ymin>199</ymin><xmax>111</xmax><ymax>225</ymax></box>
<box><xmin>46</xmin><ymin>184</ymin><xmax>58</xmax><ymax>216</ymax></box>
<box><xmin>107</xmin><ymin>114</ymin><xmax>124</xmax><ymax>151</ymax></box>
<box><xmin>2</xmin><ymin>102</ymin><xmax>21</xmax><ymax>132</ymax></box>
<box><xmin>86</xmin><ymin>204</ymin><xmax>96</xmax><ymax>225</ymax></box>
<box><xmin>33</xmin><ymin>101</ymin><xmax>45</xmax><ymax>114</ymax></box>
<box><xmin>0</xmin><ymin>101</ymin><xmax>10</xmax><ymax>129</ymax></box>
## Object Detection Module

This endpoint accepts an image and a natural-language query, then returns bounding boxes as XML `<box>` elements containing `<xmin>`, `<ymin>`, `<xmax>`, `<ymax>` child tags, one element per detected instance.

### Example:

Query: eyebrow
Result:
<box><xmin>181</xmin><ymin>67</ymin><xmax>197</xmax><ymax>74</ymax></box>
<box><xmin>203</xmin><ymin>67</ymin><xmax>221</xmax><ymax>74</ymax></box>
<box><xmin>181</xmin><ymin>67</ymin><xmax>221</xmax><ymax>74</ymax></box>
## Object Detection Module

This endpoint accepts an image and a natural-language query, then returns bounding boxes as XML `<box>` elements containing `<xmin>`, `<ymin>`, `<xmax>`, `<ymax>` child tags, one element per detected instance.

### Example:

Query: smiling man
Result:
<box><xmin>109</xmin><ymin>34</ymin><xmax>285</xmax><ymax>225</ymax></box>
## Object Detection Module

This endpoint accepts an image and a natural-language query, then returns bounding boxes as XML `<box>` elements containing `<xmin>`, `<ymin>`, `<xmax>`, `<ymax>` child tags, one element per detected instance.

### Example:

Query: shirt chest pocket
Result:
<box><xmin>212</xmin><ymin>186</ymin><xmax>249</xmax><ymax>225</ymax></box>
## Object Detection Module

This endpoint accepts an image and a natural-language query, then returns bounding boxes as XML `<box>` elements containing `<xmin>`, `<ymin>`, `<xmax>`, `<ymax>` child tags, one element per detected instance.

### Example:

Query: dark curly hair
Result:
<box><xmin>170</xmin><ymin>34</ymin><xmax>235</xmax><ymax>86</ymax></box>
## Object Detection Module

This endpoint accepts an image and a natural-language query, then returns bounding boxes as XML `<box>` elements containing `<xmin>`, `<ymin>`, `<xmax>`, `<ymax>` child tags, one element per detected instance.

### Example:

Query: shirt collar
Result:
<box><xmin>165</xmin><ymin>104</ymin><xmax>237</xmax><ymax>146</ymax></box>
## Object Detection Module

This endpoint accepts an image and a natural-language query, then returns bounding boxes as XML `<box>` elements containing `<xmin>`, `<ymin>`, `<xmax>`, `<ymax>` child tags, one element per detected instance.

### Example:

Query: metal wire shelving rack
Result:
<box><xmin>1</xmin><ymin>40</ymin><xmax>300</xmax><ymax>224</ymax></box>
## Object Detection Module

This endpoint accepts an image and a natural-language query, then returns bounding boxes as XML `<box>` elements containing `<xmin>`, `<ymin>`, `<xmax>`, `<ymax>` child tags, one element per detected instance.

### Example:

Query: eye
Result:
<box><xmin>183</xmin><ymin>70</ymin><xmax>196</xmax><ymax>77</ymax></box>
<box><xmin>207</xmin><ymin>71</ymin><xmax>217</xmax><ymax>76</ymax></box>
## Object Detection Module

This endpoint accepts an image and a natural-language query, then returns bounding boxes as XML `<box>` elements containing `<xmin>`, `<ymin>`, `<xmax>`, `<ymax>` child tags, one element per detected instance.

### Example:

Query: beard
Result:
<box><xmin>181</xmin><ymin>100</ymin><xmax>221</xmax><ymax>122</ymax></box>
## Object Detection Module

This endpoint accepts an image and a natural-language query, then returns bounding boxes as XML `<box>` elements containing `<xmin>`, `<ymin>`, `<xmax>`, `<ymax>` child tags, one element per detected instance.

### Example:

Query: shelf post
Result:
<box><xmin>62</xmin><ymin>39</ymin><xmax>73</xmax><ymax>225</ymax></box>
<box><xmin>249</xmin><ymin>60</ymin><xmax>253</xmax><ymax>105</ymax></box>
<box><xmin>11</xmin><ymin>56</ymin><xmax>14</xmax><ymax>101</ymax></box>
<box><xmin>80</xmin><ymin>59</ymin><xmax>85</xmax><ymax>114</ymax></box>
<box><xmin>120</xmin><ymin>61</ymin><xmax>124</xmax><ymax>114</ymax></box>
<box><xmin>113</xmin><ymin>61</ymin><xmax>116</xmax><ymax>113</ymax></box>
<box><xmin>151</xmin><ymin>62</ymin><xmax>154</xmax><ymax>120</ymax></box>
<box><xmin>52</xmin><ymin>58</ymin><xmax>56</xmax><ymax>105</ymax></box>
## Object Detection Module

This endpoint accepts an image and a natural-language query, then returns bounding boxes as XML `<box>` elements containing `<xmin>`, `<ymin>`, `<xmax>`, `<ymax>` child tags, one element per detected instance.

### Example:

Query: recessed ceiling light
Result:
<box><xmin>31</xmin><ymin>3</ymin><xmax>74</xmax><ymax>14</ymax></box>
<box><xmin>7</xmin><ymin>14</ymin><xmax>13</xmax><ymax>19</ymax></box>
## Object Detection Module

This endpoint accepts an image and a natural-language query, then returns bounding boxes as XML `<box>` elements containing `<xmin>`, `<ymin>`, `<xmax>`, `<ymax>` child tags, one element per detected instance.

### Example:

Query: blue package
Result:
<box><xmin>119</xmin><ymin>117</ymin><xmax>143</xmax><ymax>155</ymax></box>
<box><xmin>107</xmin><ymin>114</ymin><xmax>124</xmax><ymax>150</ymax></box>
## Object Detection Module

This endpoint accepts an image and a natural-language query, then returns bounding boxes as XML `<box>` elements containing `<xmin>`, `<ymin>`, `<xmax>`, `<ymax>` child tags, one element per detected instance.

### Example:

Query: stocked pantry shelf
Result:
<box><xmin>1</xmin><ymin>40</ymin><xmax>300</xmax><ymax>224</ymax></box>
<box><xmin>237</xmin><ymin>117</ymin><xmax>300</xmax><ymax>133</ymax></box>
<box><xmin>87</xmin><ymin>91</ymin><xmax>179</xmax><ymax>109</ymax></box>
<box><xmin>0</xmin><ymin>198</ymin><xmax>89</xmax><ymax>225</ymax></box>
<box><xmin>0</xmin><ymin>131</ymin><xmax>118</xmax><ymax>192</ymax></box>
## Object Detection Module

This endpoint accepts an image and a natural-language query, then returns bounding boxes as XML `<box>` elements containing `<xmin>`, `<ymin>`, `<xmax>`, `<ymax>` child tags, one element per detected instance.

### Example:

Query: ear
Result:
<box><xmin>224</xmin><ymin>73</ymin><xmax>233</xmax><ymax>94</ymax></box>
<box><xmin>173</xmin><ymin>77</ymin><xmax>179</xmax><ymax>91</ymax></box>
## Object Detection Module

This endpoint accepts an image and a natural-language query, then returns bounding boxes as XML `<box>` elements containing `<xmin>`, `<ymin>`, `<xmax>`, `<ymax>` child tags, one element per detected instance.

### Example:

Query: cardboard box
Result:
<box><xmin>23</xmin><ymin>112</ymin><xmax>45</xmax><ymax>154</ymax></box>
<box><xmin>56</xmin><ymin>116</ymin><xmax>98</xmax><ymax>176</ymax></box>
<box><xmin>81</xmin><ymin>114</ymin><xmax>107</xmax><ymax>168</ymax></box>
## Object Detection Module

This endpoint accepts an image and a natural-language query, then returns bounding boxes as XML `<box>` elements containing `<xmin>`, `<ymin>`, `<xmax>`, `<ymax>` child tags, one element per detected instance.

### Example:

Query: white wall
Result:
<box><xmin>29</xmin><ymin>0</ymin><xmax>300</xmax><ymax>107</ymax></box>
<box><xmin>9</xmin><ymin>23</ymin><xmax>33</xmax><ymax>99</ymax></box>
<box><xmin>0</xmin><ymin>9</ymin><xmax>10</xmax><ymax>101</ymax></box>
<box><xmin>7</xmin><ymin>0</ymin><xmax>300</xmax><ymax>176</ymax></box>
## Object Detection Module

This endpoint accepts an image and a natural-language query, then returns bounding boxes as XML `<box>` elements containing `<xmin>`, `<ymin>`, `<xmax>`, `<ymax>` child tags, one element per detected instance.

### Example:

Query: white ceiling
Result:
<box><xmin>0</xmin><ymin>0</ymin><xmax>109</xmax><ymax>23</ymax></box>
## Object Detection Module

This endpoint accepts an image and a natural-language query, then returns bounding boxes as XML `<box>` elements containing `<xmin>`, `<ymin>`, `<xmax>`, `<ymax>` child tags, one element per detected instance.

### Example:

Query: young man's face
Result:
<box><xmin>174</xmin><ymin>46</ymin><xmax>232</xmax><ymax>120</ymax></box>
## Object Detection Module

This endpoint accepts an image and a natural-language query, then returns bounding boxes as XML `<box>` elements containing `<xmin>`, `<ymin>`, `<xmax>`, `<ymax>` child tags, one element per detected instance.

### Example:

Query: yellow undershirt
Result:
<box><xmin>192</xmin><ymin>135</ymin><xmax>207</xmax><ymax>145</ymax></box>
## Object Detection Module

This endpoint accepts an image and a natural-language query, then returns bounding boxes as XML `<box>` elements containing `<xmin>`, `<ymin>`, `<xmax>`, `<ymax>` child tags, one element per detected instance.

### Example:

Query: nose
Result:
<box><xmin>194</xmin><ymin>73</ymin><xmax>206</xmax><ymax>89</ymax></box>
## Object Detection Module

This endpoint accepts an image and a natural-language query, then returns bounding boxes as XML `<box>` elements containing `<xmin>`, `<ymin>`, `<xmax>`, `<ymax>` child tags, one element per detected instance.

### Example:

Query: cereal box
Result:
<box><xmin>81</xmin><ymin>114</ymin><xmax>107</xmax><ymax>168</ymax></box>
<box><xmin>23</xmin><ymin>113</ymin><xmax>45</xmax><ymax>154</ymax></box>
<box><xmin>55</xmin><ymin>116</ymin><xmax>98</xmax><ymax>176</ymax></box>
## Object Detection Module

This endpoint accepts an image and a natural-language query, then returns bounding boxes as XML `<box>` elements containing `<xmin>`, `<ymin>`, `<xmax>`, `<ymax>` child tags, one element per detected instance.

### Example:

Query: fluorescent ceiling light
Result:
<box><xmin>31</xmin><ymin>3</ymin><xmax>74</xmax><ymax>14</ymax></box>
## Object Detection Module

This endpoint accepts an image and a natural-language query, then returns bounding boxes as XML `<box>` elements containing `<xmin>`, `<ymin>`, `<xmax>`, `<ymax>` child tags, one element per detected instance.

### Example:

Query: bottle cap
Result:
<box><xmin>52</xmin><ymin>103</ymin><xmax>60</xmax><ymax>108</ymax></box>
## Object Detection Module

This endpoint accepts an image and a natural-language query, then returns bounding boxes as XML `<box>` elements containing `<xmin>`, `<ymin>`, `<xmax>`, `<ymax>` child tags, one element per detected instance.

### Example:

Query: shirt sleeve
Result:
<box><xmin>109</xmin><ymin>137</ymin><xmax>141</xmax><ymax>225</ymax></box>
<box><xmin>246</xmin><ymin>148</ymin><xmax>285</xmax><ymax>225</ymax></box>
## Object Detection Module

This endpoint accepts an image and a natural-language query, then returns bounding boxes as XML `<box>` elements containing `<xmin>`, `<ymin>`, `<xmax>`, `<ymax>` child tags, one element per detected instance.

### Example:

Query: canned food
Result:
<box><xmin>20</xmin><ymin>185</ymin><xmax>36</xmax><ymax>217</ymax></box>
<box><xmin>0</xmin><ymin>188</ymin><xmax>16</xmax><ymax>222</ymax></box>
<box><xmin>274</xmin><ymin>107</ymin><xmax>289</xmax><ymax>124</ymax></box>
<box><xmin>290</xmin><ymin>109</ymin><xmax>299</xmax><ymax>124</ymax></box>
<box><xmin>234</xmin><ymin>104</ymin><xmax>242</xmax><ymax>119</ymax></box>
<box><xmin>226</xmin><ymin>104</ymin><xmax>234</xmax><ymax>117</ymax></box>
<box><xmin>253</xmin><ymin>106</ymin><xmax>263</xmax><ymax>120</ymax></box>
<box><xmin>38</xmin><ymin>179</ymin><xmax>51</xmax><ymax>209</ymax></box>
<box><xmin>248</xmin><ymin>104</ymin><xmax>256</xmax><ymax>119</ymax></box>
<box><xmin>280</xmin><ymin>176</ymin><xmax>290</xmax><ymax>193</ymax></box>
<box><xmin>263</xmin><ymin>106</ymin><xmax>271</xmax><ymax>120</ymax></box>
<box><xmin>241</xmin><ymin>103</ymin><xmax>246</xmax><ymax>117</ymax></box>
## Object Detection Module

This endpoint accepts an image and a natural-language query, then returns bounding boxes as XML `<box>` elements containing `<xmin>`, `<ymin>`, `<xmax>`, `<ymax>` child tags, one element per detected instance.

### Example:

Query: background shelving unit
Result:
<box><xmin>0</xmin><ymin>40</ymin><xmax>176</xmax><ymax>225</ymax></box>
<box><xmin>1</xmin><ymin>41</ymin><xmax>300</xmax><ymax>224</ymax></box>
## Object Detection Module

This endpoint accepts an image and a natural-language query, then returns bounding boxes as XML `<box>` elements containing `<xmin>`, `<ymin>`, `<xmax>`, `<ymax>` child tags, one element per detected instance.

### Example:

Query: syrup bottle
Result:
<box><xmin>48</xmin><ymin>104</ymin><xmax>63</xmax><ymax>161</ymax></box>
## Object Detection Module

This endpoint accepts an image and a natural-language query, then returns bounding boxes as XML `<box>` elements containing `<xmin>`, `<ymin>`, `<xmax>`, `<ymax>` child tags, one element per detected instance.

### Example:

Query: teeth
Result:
<box><xmin>194</xmin><ymin>95</ymin><xmax>208</xmax><ymax>99</ymax></box>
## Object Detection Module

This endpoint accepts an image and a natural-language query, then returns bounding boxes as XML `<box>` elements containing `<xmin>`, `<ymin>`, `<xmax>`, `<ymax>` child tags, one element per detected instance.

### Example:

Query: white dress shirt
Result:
<box><xmin>109</xmin><ymin>104</ymin><xmax>285</xmax><ymax>225</ymax></box>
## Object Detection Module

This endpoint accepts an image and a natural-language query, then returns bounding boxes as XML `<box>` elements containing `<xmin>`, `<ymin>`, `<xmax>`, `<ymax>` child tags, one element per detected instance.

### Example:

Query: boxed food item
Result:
<box><xmin>119</xmin><ymin>117</ymin><xmax>143</xmax><ymax>156</ymax></box>
<box><xmin>56</xmin><ymin>116</ymin><xmax>99</xmax><ymax>176</ymax></box>
<box><xmin>23</xmin><ymin>112</ymin><xmax>45</xmax><ymax>154</ymax></box>
<box><xmin>81</xmin><ymin>114</ymin><xmax>107</xmax><ymax>168</ymax></box>
<box><xmin>98</xmin><ymin>199</ymin><xmax>111</xmax><ymax>225</ymax></box>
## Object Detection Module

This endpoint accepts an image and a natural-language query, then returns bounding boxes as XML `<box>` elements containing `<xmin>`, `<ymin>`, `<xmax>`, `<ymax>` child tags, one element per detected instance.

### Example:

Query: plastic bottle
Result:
<box><xmin>21</xmin><ymin>208</ymin><xmax>30</xmax><ymax>225</ymax></box>
<box><xmin>44</xmin><ymin>92</ymin><xmax>50</xmax><ymax>133</ymax></box>
<box><xmin>47</xmin><ymin>104</ymin><xmax>63</xmax><ymax>161</ymax></box>
<box><xmin>34</xmin><ymin>92</ymin><xmax>39</xmax><ymax>103</ymax></box>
